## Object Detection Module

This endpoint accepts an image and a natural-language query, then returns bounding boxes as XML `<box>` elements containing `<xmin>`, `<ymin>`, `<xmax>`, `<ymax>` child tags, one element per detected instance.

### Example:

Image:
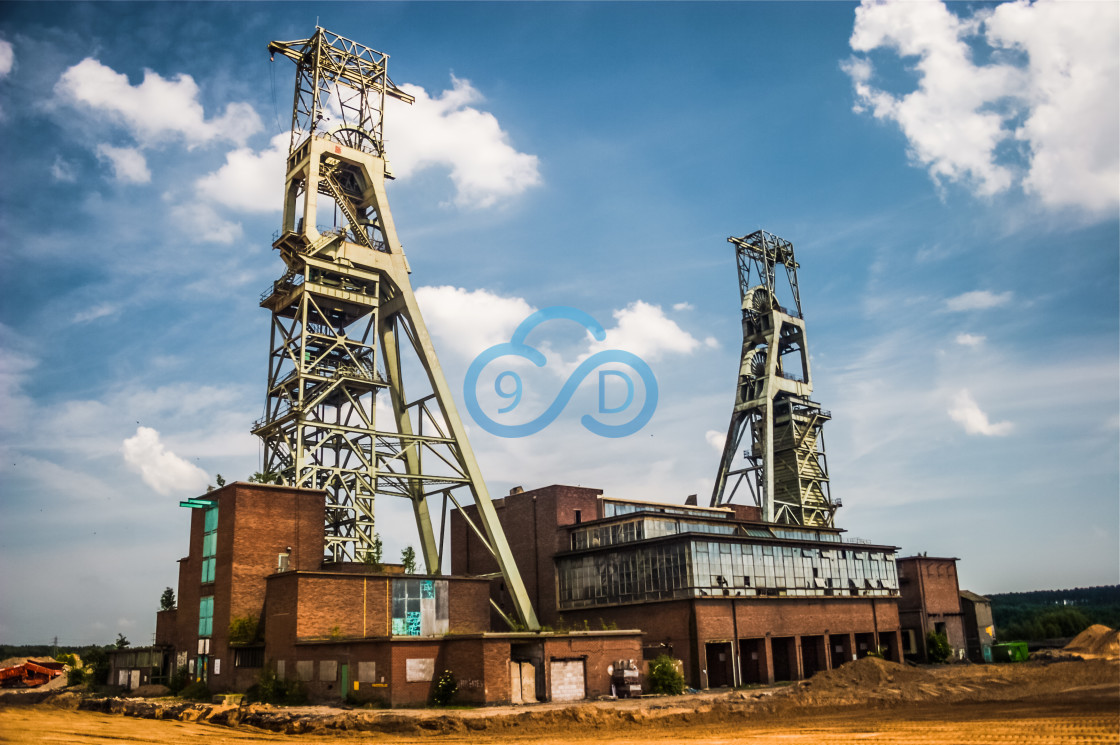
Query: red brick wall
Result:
<box><xmin>542</xmin><ymin>632</ymin><xmax>642</xmax><ymax>699</ymax></box>
<box><xmin>450</xmin><ymin>485</ymin><xmax>603</xmax><ymax>628</ymax></box>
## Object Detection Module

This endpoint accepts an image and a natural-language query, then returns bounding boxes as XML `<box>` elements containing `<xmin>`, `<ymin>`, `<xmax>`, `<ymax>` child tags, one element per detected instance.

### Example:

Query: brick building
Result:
<box><xmin>959</xmin><ymin>590</ymin><xmax>995</xmax><ymax>663</ymax></box>
<box><xmin>896</xmin><ymin>555</ymin><xmax>967</xmax><ymax>662</ymax></box>
<box><xmin>123</xmin><ymin>482</ymin><xmax>640</xmax><ymax>706</ymax></box>
<box><xmin>453</xmin><ymin>485</ymin><xmax>904</xmax><ymax>689</ymax></box>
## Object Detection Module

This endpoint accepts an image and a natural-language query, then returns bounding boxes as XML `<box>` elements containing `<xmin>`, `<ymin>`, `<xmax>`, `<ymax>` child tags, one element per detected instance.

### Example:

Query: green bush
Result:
<box><xmin>431</xmin><ymin>669</ymin><xmax>458</xmax><ymax>706</ymax></box>
<box><xmin>179</xmin><ymin>681</ymin><xmax>212</xmax><ymax>701</ymax></box>
<box><xmin>247</xmin><ymin>668</ymin><xmax>307</xmax><ymax>705</ymax></box>
<box><xmin>168</xmin><ymin>665</ymin><xmax>190</xmax><ymax>694</ymax></box>
<box><xmin>228</xmin><ymin>615</ymin><xmax>259</xmax><ymax>645</ymax></box>
<box><xmin>926</xmin><ymin>631</ymin><xmax>952</xmax><ymax>663</ymax></box>
<box><xmin>66</xmin><ymin>666</ymin><xmax>86</xmax><ymax>686</ymax></box>
<box><xmin>646</xmin><ymin>655</ymin><xmax>685</xmax><ymax>695</ymax></box>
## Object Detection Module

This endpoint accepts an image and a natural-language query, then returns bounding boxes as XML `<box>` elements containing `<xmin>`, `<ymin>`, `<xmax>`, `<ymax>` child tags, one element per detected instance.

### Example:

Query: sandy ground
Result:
<box><xmin>1</xmin><ymin>658</ymin><xmax>1116</xmax><ymax>744</ymax></box>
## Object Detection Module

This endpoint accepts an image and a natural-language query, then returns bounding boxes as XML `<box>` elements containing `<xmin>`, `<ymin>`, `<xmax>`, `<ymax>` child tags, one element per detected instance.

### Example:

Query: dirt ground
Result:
<box><xmin>1</xmin><ymin>657</ymin><xmax>1117</xmax><ymax>745</ymax></box>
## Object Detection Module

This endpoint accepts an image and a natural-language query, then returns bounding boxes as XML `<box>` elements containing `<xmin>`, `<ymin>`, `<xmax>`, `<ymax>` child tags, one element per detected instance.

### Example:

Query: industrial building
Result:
<box><xmin>453</xmin><ymin>485</ymin><xmax>902</xmax><ymax>689</ymax></box>
<box><xmin>106</xmin><ymin>26</ymin><xmax>991</xmax><ymax>704</ymax></box>
<box><xmin>138</xmin><ymin>480</ymin><xmax>640</xmax><ymax>706</ymax></box>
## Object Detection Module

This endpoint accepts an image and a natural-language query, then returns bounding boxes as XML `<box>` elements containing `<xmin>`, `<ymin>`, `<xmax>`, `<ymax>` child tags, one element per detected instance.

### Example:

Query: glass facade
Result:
<box><xmin>201</xmin><ymin>505</ymin><xmax>218</xmax><ymax>584</ymax></box>
<box><xmin>603</xmin><ymin>501</ymin><xmax>727</xmax><ymax>519</ymax></box>
<box><xmin>558</xmin><ymin>537</ymin><xmax>898</xmax><ymax>609</ymax></box>
<box><xmin>570</xmin><ymin>516</ymin><xmax>737</xmax><ymax>550</ymax></box>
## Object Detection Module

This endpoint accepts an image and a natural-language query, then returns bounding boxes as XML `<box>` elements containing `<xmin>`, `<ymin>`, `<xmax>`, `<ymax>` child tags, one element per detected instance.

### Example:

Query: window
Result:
<box><xmin>201</xmin><ymin>505</ymin><xmax>218</xmax><ymax>584</ymax></box>
<box><xmin>198</xmin><ymin>596</ymin><xmax>214</xmax><ymax>637</ymax></box>
<box><xmin>391</xmin><ymin>579</ymin><xmax>448</xmax><ymax>636</ymax></box>
<box><xmin>234</xmin><ymin>647</ymin><xmax>264</xmax><ymax>668</ymax></box>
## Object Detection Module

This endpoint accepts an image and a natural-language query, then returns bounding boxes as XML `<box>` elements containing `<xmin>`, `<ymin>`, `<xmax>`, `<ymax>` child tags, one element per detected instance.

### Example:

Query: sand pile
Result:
<box><xmin>805</xmin><ymin>656</ymin><xmax>932</xmax><ymax>694</ymax></box>
<box><xmin>1064</xmin><ymin>625</ymin><xmax>1119</xmax><ymax>658</ymax></box>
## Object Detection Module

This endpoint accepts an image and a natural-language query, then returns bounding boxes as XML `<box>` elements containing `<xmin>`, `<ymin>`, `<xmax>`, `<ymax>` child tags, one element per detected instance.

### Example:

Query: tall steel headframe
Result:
<box><xmin>254</xmin><ymin>27</ymin><xmax>540</xmax><ymax>630</ymax></box>
<box><xmin>710</xmin><ymin>230</ymin><xmax>837</xmax><ymax>528</ymax></box>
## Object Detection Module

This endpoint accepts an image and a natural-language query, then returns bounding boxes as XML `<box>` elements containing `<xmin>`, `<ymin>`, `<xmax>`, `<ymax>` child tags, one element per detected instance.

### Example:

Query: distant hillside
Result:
<box><xmin>988</xmin><ymin>585</ymin><xmax>1120</xmax><ymax>642</ymax></box>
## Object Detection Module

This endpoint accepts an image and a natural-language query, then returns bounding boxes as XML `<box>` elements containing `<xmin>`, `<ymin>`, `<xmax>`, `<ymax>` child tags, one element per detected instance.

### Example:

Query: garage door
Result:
<box><xmin>549</xmin><ymin>659</ymin><xmax>585</xmax><ymax>702</ymax></box>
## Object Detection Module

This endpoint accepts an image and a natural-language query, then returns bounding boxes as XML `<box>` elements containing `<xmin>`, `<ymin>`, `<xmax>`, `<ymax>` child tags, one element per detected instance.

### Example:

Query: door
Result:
<box><xmin>340</xmin><ymin>664</ymin><xmax>349</xmax><ymax>701</ymax></box>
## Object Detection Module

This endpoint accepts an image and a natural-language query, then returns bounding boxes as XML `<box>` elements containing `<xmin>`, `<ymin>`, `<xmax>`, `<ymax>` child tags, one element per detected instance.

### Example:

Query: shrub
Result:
<box><xmin>646</xmin><ymin>655</ymin><xmax>685</xmax><ymax>695</ymax></box>
<box><xmin>66</xmin><ymin>666</ymin><xmax>86</xmax><ymax>686</ymax></box>
<box><xmin>926</xmin><ymin>631</ymin><xmax>952</xmax><ymax>663</ymax></box>
<box><xmin>228</xmin><ymin>615</ymin><xmax>259</xmax><ymax>645</ymax></box>
<box><xmin>247</xmin><ymin>668</ymin><xmax>307</xmax><ymax>705</ymax></box>
<box><xmin>179</xmin><ymin>681</ymin><xmax>212</xmax><ymax>701</ymax></box>
<box><xmin>431</xmin><ymin>669</ymin><xmax>457</xmax><ymax>706</ymax></box>
<box><xmin>168</xmin><ymin>665</ymin><xmax>190</xmax><ymax>694</ymax></box>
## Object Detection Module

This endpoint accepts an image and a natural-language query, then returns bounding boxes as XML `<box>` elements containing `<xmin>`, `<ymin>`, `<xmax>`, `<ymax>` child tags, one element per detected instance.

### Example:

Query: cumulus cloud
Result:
<box><xmin>387</xmin><ymin>76</ymin><xmax>541</xmax><ymax>208</ymax></box>
<box><xmin>415</xmin><ymin>285</ymin><xmax>536</xmax><ymax>360</ymax></box>
<box><xmin>954</xmin><ymin>332</ymin><xmax>986</xmax><ymax>347</ymax></box>
<box><xmin>195</xmin><ymin>132</ymin><xmax>287</xmax><ymax>212</ymax></box>
<box><xmin>705</xmin><ymin>429</ymin><xmax>726</xmax><ymax>453</ymax></box>
<box><xmin>845</xmin><ymin>0</ymin><xmax>1119</xmax><ymax>215</ymax></box>
<box><xmin>673</xmin><ymin>302</ymin><xmax>694</xmax><ymax>312</ymax></box>
<box><xmin>944</xmin><ymin>290</ymin><xmax>1012</xmax><ymax>312</ymax></box>
<box><xmin>55</xmin><ymin>57</ymin><xmax>262</xmax><ymax>148</ymax></box>
<box><xmin>96</xmin><ymin>143</ymin><xmax>151</xmax><ymax>184</ymax></box>
<box><xmin>121</xmin><ymin>426</ymin><xmax>210</xmax><ymax>495</ymax></box>
<box><xmin>588</xmin><ymin>301</ymin><xmax>704</xmax><ymax>362</ymax></box>
<box><xmin>948</xmin><ymin>389</ymin><xmax>1013</xmax><ymax>436</ymax></box>
<box><xmin>170</xmin><ymin>201</ymin><xmax>243</xmax><ymax>244</ymax></box>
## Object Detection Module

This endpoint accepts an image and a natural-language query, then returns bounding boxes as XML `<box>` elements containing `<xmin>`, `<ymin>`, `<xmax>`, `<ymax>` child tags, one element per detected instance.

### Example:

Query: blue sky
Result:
<box><xmin>0</xmin><ymin>1</ymin><xmax>1116</xmax><ymax>645</ymax></box>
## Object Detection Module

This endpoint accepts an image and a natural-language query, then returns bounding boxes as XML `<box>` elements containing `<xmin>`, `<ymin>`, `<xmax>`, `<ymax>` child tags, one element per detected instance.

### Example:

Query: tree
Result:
<box><xmin>401</xmin><ymin>546</ymin><xmax>417</xmax><ymax>574</ymax></box>
<box><xmin>215</xmin><ymin>474</ymin><xmax>226</xmax><ymax>487</ymax></box>
<box><xmin>249</xmin><ymin>470</ymin><xmax>281</xmax><ymax>485</ymax></box>
<box><xmin>160</xmin><ymin>587</ymin><xmax>176</xmax><ymax>611</ymax></box>
<box><xmin>926</xmin><ymin>630</ymin><xmax>952</xmax><ymax>663</ymax></box>
<box><xmin>646</xmin><ymin>655</ymin><xmax>685</xmax><ymax>695</ymax></box>
<box><xmin>115</xmin><ymin>633</ymin><xmax>129</xmax><ymax>650</ymax></box>
<box><xmin>362</xmin><ymin>534</ymin><xmax>384</xmax><ymax>571</ymax></box>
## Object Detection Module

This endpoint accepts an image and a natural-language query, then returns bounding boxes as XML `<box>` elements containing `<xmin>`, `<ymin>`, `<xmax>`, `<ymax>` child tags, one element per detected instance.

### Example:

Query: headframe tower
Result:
<box><xmin>710</xmin><ymin>230</ymin><xmax>837</xmax><ymax>528</ymax></box>
<box><xmin>255</xmin><ymin>28</ymin><xmax>539</xmax><ymax>629</ymax></box>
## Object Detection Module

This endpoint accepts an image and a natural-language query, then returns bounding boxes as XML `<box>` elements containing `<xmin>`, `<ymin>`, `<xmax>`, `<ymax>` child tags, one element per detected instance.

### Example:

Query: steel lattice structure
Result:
<box><xmin>710</xmin><ymin>230</ymin><xmax>838</xmax><ymax>527</ymax></box>
<box><xmin>254</xmin><ymin>27</ymin><xmax>539</xmax><ymax>630</ymax></box>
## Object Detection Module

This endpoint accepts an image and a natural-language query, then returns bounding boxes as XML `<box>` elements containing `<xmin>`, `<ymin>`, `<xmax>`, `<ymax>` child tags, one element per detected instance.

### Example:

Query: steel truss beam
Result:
<box><xmin>257</xmin><ymin>28</ymin><xmax>539</xmax><ymax>630</ymax></box>
<box><xmin>711</xmin><ymin>230</ymin><xmax>838</xmax><ymax>528</ymax></box>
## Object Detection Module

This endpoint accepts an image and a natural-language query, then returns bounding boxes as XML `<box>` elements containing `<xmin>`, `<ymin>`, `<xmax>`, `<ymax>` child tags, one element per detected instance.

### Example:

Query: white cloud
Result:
<box><xmin>121</xmin><ymin>426</ymin><xmax>210</xmax><ymax>495</ymax></box>
<box><xmin>415</xmin><ymin>285</ymin><xmax>536</xmax><ymax>361</ymax></box>
<box><xmin>388</xmin><ymin>76</ymin><xmax>541</xmax><ymax>208</ymax></box>
<box><xmin>50</xmin><ymin>155</ymin><xmax>77</xmax><ymax>183</ymax></box>
<box><xmin>944</xmin><ymin>290</ymin><xmax>1012</xmax><ymax>312</ymax></box>
<box><xmin>96</xmin><ymin>143</ymin><xmax>151</xmax><ymax>184</ymax></box>
<box><xmin>55</xmin><ymin>57</ymin><xmax>262</xmax><ymax>148</ymax></box>
<box><xmin>705</xmin><ymin>429</ymin><xmax>726</xmax><ymax>453</ymax></box>
<box><xmin>955</xmin><ymin>333</ymin><xmax>986</xmax><ymax>347</ymax></box>
<box><xmin>195</xmin><ymin>133</ymin><xmax>287</xmax><ymax>213</ymax></box>
<box><xmin>588</xmin><ymin>301</ymin><xmax>703</xmax><ymax>362</ymax></box>
<box><xmin>73</xmin><ymin>303</ymin><xmax>119</xmax><ymax>324</ymax></box>
<box><xmin>986</xmin><ymin>0</ymin><xmax>1120</xmax><ymax>213</ymax></box>
<box><xmin>673</xmin><ymin>302</ymin><xmax>694</xmax><ymax>312</ymax></box>
<box><xmin>170</xmin><ymin>201</ymin><xmax>243</xmax><ymax>244</ymax></box>
<box><xmin>948</xmin><ymin>389</ymin><xmax>1013</xmax><ymax>436</ymax></box>
<box><xmin>0</xmin><ymin>39</ymin><xmax>13</xmax><ymax>78</ymax></box>
<box><xmin>845</xmin><ymin>0</ymin><xmax>1119</xmax><ymax>215</ymax></box>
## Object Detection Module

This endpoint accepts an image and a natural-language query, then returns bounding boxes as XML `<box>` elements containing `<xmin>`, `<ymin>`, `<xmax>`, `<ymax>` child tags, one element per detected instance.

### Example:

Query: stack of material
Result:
<box><xmin>1063</xmin><ymin>624</ymin><xmax>1120</xmax><ymax>659</ymax></box>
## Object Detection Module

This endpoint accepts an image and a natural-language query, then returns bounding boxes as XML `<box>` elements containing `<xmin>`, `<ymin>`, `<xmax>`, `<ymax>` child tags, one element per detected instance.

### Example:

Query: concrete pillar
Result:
<box><xmin>793</xmin><ymin>635</ymin><xmax>805</xmax><ymax>681</ymax></box>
